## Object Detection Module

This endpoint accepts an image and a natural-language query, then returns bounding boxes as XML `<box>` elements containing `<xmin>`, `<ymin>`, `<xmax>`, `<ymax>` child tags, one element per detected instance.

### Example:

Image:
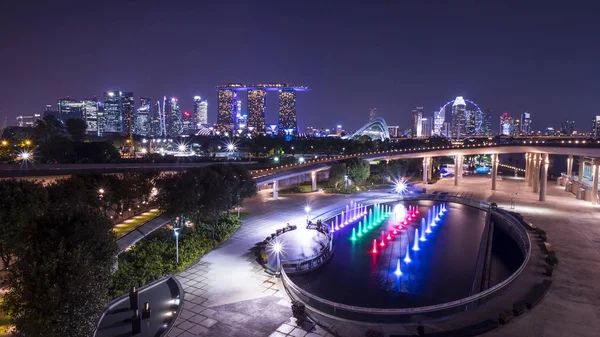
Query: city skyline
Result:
<box><xmin>1</xmin><ymin>1</ymin><xmax>598</xmax><ymax>132</ymax></box>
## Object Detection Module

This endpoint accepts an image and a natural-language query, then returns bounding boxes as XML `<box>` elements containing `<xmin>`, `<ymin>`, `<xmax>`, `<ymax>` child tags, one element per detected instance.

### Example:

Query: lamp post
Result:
<box><xmin>173</xmin><ymin>227</ymin><xmax>181</xmax><ymax>264</ymax></box>
<box><xmin>304</xmin><ymin>206</ymin><xmax>311</xmax><ymax>223</ymax></box>
<box><xmin>272</xmin><ymin>242</ymin><xmax>283</xmax><ymax>276</ymax></box>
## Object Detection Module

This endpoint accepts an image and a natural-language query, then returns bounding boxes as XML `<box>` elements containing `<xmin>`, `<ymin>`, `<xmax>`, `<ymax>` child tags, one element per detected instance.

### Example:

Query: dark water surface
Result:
<box><xmin>290</xmin><ymin>200</ymin><xmax>489</xmax><ymax>308</ymax></box>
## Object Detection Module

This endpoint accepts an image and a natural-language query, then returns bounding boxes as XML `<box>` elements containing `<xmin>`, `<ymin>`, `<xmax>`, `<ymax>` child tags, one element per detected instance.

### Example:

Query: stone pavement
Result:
<box><xmin>420</xmin><ymin>175</ymin><xmax>600</xmax><ymax>337</ymax></box>
<box><xmin>169</xmin><ymin>190</ymin><xmax>397</xmax><ymax>337</ymax></box>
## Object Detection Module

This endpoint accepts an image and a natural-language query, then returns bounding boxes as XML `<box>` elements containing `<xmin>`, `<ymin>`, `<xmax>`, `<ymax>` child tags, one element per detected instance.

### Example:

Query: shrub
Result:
<box><xmin>546</xmin><ymin>255</ymin><xmax>559</xmax><ymax>266</ymax></box>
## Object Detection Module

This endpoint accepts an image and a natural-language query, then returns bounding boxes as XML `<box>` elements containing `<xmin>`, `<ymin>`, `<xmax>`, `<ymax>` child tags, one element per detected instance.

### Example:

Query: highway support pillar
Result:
<box><xmin>592</xmin><ymin>159</ymin><xmax>599</xmax><ymax>205</ymax></box>
<box><xmin>491</xmin><ymin>154</ymin><xmax>498</xmax><ymax>191</ymax></box>
<box><xmin>273</xmin><ymin>180</ymin><xmax>279</xmax><ymax>200</ymax></box>
<box><xmin>533</xmin><ymin>153</ymin><xmax>540</xmax><ymax>193</ymax></box>
<box><xmin>567</xmin><ymin>155</ymin><xmax>573</xmax><ymax>177</ymax></box>
<box><xmin>540</xmin><ymin>153</ymin><xmax>548</xmax><ymax>201</ymax></box>
<box><xmin>422</xmin><ymin>157</ymin><xmax>429</xmax><ymax>185</ymax></box>
<box><xmin>311</xmin><ymin>172</ymin><xmax>317</xmax><ymax>192</ymax></box>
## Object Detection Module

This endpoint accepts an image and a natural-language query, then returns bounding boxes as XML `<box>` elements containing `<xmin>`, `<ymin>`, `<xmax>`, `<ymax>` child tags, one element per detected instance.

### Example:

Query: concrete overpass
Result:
<box><xmin>251</xmin><ymin>140</ymin><xmax>600</xmax><ymax>204</ymax></box>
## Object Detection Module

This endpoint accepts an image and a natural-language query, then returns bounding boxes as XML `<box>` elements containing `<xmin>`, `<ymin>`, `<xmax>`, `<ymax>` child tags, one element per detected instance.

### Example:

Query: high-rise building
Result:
<box><xmin>181</xmin><ymin>110</ymin><xmax>194</xmax><ymax>133</ymax></box>
<box><xmin>591</xmin><ymin>116</ymin><xmax>600</xmax><ymax>139</ymax></box>
<box><xmin>134</xmin><ymin>97</ymin><xmax>151</xmax><ymax>136</ymax></box>
<box><xmin>481</xmin><ymin>108</ymin><xmax>493</xmax><ymax>136</ymax></box>
<box><xmin>217</xmin><ymin>88</ymin><xmax>236</xmax><ymax>132</ymax></box>
<box><xmin>513</xmin><ymin>119</ymin><xmax>521</xmax><ymax>137</ymax></box>
<box><xmin>500</xmin><ymin>112</ymin><xmax>513</xmax><ymax>136</ymax></box>
<box><xmin>520</xmin><ymin>112</ymin><xmax>531</xmax><ymax>135</ymax></box>
<box><xmin>433</xmin><ymin>109</ymin><xmax>445</xmax><ymax>136</ymax></box>
<box><xmin>336</xmin><ymin>124</ymin><xmax>343</xmax><ymax>137</ymax></box>
<box><xmin>193</xmin><ymin>96</ymin><xmax>208</xmax><ymax>126</ymax></box>
<box><xmin>421</xmin><ymin>117</ymin><xmax>432</xmax><ymax>137</ymax></box>
<box><xmin>560</xmin><ymin>120</ymin><xmax>575</xmax><ymax>136</ymax></box>
<box><xmin>451</xmin><ymin>97</ymin><xmax>466</xmax><ymax>139</ymax></box>
<box><xmin>82</xmin><ymin>98</ymin><xmax>99</xmax><ymax>135</ymax></box>
<box><xmin>443</xmin><ymin>121</ymin><xmax>451</xmax><ymax>136</ymax></box>
<box><xmin>121</xmin><ymin>92</ymin><xmax>134</xmax><ymax>136</ymax></box>
<box><xmin>102</xmin><ymin>92</ymin><xmax>124</xmax><ymax>133</ymax></box>
<box><xmin>411</xmin><ymin>106</ymin><xmax>423</xmax><ymax>138</ymax></box>
<box><xmin>164</xmin><ymin>97</ymin><xmax>182</xmax><ymax>136</ymax></box>
<box><xmin>16</xmin><ymin>114</ymin><xmax>41</xmax><ymax>128</ymax></box>
<box><xmin>369</xmin><ymin>108</ymin><xmax>377</xmax><ymax>121</ymax></box>
<box><xmin>57</xmin><ymin>98</ymin><xmax>84</xmax><ymax>121</ymax></box>
<box><xmin>247</xmin><ymin>88</ymin><xmax>267</xmax><ymax>133</ymax></box>
<box><xmin>388</xmin><ymin>125</ymin><xmax>399</xmax><ymax>138</ymax></box>
<box><xmin>149</xmin><ymin>100</ymin><xmax>163</xmax><ymax>137</ymax></box>
<box><xmin>278</xmin><ymin>89</ymin><xmax>297</xmax><ymax>133</ymax></box>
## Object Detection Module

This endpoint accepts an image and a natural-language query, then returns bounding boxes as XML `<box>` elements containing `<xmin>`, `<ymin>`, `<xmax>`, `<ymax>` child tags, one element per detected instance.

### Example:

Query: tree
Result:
<box><xmin>34</xmin><ymin>115</ymin><xmax>65</xmax><ymax>143</ymax></box>
<box><xmin>0</xmin><ymin>180</ymin><xmax>48</xmax><ymax>269</ymax></box>
<box><xmin>3</xmin><ymin>179</ymin><xmax>117</xmax><ymax>337</ymax></box>
<box><xmin>346</xmin><ymin>158</ymin><xmax>370</xmax><ymax>185</ymax></box>
<box><xmin>65</xmin><ymin>118</ymin><xmax>87</xmax><ymax>142</ymax></box>
<box><xmin>329</xmin><ymin>163</ymin><xmax>347</xmax><ymax>188</ymax></box>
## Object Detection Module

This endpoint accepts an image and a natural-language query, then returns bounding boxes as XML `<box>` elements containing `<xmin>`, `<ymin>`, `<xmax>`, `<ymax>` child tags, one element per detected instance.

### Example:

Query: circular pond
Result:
<box><xmin>288</xmin><ymin>199</ymin><xmax>526</xmax><ymax>310</ymax></box>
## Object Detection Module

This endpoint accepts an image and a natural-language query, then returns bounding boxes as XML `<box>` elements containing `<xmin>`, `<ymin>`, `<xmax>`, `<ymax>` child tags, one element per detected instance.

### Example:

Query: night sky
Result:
<box><xmin>1</xmin><ymin>0</ymin><xmax>598</xmax><ymax>132</ymax></box>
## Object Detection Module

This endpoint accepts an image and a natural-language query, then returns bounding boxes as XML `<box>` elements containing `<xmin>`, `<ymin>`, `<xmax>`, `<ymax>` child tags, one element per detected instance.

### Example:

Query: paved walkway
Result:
<box><xmin>169</xmin><ymin>191</ymin><xmax>398</xmax><ymax>337</ymax></box>
<box><xmin>420</xmin><ymin>176</ymin><xmax>600</xmax><ymax>337</ymax></box>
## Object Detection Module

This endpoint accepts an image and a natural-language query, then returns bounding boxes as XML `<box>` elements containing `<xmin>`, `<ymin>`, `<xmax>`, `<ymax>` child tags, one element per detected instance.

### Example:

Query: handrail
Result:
<box><xmin>281</xmin><ymin>195</ymin><xmax>532</xmax><ymax>316</ymax></box>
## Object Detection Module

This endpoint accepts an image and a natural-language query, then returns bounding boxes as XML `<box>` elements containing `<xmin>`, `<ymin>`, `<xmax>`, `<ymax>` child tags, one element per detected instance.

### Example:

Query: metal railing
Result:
<box><xmin>281</xmin><ymin>195</ymin><xmax>532</xmax><ymax>322</ymax></box>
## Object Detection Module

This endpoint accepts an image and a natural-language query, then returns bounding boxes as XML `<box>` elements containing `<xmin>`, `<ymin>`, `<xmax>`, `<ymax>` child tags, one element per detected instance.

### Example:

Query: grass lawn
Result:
<box><xmin>113</xmin><ymin>209</ymin><xmax>161</xmax><ymax>238</ymax></box>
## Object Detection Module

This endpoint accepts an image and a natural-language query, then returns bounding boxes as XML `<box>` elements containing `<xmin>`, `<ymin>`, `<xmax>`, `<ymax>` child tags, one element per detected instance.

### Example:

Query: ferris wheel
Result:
<box><xmin>435</xmin><ymin>96</ymin><xmax>483</xmax><ymax>140</ymax></box>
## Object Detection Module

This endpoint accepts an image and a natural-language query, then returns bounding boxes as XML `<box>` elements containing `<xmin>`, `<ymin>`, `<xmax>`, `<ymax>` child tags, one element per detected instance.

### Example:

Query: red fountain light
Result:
<box><xmin>403</xmin><ymin>220</ymin><xmax>408</xmax><ymax>225</ymax></box>
<box><xmin>392</xmin><ymin>229</ymin><xmax>398</xmax><ymax>234</ymax></box>
<box><xmin>407</xmin><ymin>215</ymin><xmax>412</xmax><ymax>221</ymax></box>
<box><xmin>387</xmin><ymin>233</ymin><xmax>392</xmax><ymax>240</ymax></box>
<box><xmin>415</xmin><ymin>206</ymin><xmax>420</xmax><ymax>214</ymax></box>
<box><xmin>380</xmin><ymin>231</ymin><xmax>386</xmax><ymax>247</ymax></box>
<box><xmin>371</xmin><ymin>239</ymin><xmax>378</xmax><ymax>253</ymax></box>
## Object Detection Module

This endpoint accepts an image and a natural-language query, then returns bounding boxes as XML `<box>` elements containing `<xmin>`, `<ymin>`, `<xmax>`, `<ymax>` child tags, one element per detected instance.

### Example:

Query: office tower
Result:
<box><xmin>149</xmin><ymin>100</ymin><xmax>163</xmax><ymax>137</ymax></box>
<box><xmin>433</xmin><ymin>109</ymin><xmax>445</xmax><ymax>136</ymax></box>
<box><xmin>247</xmin><ymin>88</ymin><xmax>267</xmax><ymax>133</ymax></box>
<box><xmin>102</xmin><ymin>92</ymin><xmax>123</xmax><ymax>133</ymax></box>
<box><xmin>500</xmin><ymin>112</ymin><xmax>513</xmax><ymax>136</ymax></box>
<box><xmin>421</xmin><ymin>118</ymin><xmax>432</xmax><ymax>137</ymax></box>
<box><xmin>481</xmin><ymin>108</ymin><xmax>493</xmax><ymax>136</ymax></box>
<box><xmin>520</xmin><ymin>112</ymin><xmax>531</xmax><ymax>135</ymax></box>
<box><xmin>164</xmin><ymin>97</ymin><xmax>182</xmax><ymax>136</ymax></box>
<box><xmin>134</xmin><ymin>97</ymin><xmax>151</xmax><ymax>136</ymax></box>
<box><xmin>465</xmin><ymin>107</ymin><xmax>477</xmax><ymax>136</ymax></box>
<box><xmin>16</xmin><ymin>114</ymin><xmax>41</xmax><ymax>128</ymax></box>
<box><xmin>591</xmin><ymin>116</ymin><xmax>600</xmax><ymax>139</ymax></box>
<box><xmin>560</xmin><ymin>120</ymin><xmax>575</xmax><ymax>136</ymax></box>
<box><xmin>57</xmin><ymin>98</ymin><xmax>84</xmax><ymax>121</ymax></box>
<box><xmin>443</xmin><ymin>121</ymin><xmax>451</xmax><ymax>136</ymax></box>
<box><xmin>513</xmin><ymin>119</ymin><xmax>521</xmax><ymax>136</ymax></box>
<box><xmin>278</xmin><ymin>89</ymin><xmax>297</xmax><ymax>133</ymax></box>
<box><xmin>411</xmin><ymin>106</ymin><xmax>423</xmax><ymax>138</ymax></box>
<box><xmin>336</xmin><ymin>124</ymin><xmax>342</xmax><ymax>137</ymax></box>
<box><xmin>451</xmin><ymin>97</ymin><xmax>466</xmax><ymax>139</ymax></box>
<box><xmin>388</xmin><ymin>125</ymin><xmax>399</xmax><ymax>138</ymax></box>
<box><xmin>217</xmin><ymin>88</ymin><xmax>236</xmax><ymax>132</ymax></box>
<box><xmin>181</xmin><ymin>110</ymin><xmax>193</xmax><ymax>133</ymax></box>
<box><xmin>82</xmin><ymin>98</ymin><xmax>99</xmax><ymax>135</ymax></box>
<box><xmin>43</xmin><ymin>104</ymin><xmax>56</xmax><ymax>117</ymax></box>
<box><xmin>193</xmin><ymin>96</ymin><xmax>208</xmax><ymax>125</ymax></box>
<box><xmin>121</xmin><ymin>92</ymin><xmax>134</xmax><ymax>136</ymax></box>
<box><xmin>369</xmin><ymin>108</ymin><xmax>377</xmax><ymax>121</ymax></box>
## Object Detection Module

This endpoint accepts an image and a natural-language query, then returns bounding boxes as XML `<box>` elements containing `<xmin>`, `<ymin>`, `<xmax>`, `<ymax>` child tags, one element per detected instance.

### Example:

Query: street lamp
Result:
<box><xmin>271</xmin><ymin>241</ymin><xmax>283</xmax><ymax>276</ymax></box>
<box><xmin>173</xmin><ymin>227</ymin><xmax>181</xmax><ymax>264</ymax></box>
<box><xmin>304</xmin><ymin>205</ymin><xmax>311</xmax><ymax>223</ymax></box>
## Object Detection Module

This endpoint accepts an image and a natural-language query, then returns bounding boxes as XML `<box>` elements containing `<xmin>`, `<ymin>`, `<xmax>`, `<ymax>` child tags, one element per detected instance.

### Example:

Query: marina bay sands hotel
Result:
<box><xmin>217</xmin><ymin>83</ymin><xmax>309</xmax><ymax>134</ymax></box>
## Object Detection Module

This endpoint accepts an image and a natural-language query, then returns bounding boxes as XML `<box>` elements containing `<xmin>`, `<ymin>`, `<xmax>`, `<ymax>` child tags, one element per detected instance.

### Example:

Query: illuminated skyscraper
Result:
<box><xmin>560</xmin><ymin>120</ymin><xmax>575</xmax><ymax>136</ymax></box>
<box><xmin>16</xmin><ymin>114</ymin><xmax>41</xmax><ymax>128</ymax></box>
<box><xmin>193</xmin><ymin>96</ymin><xmax>208</xmax><ymax>125</ymax></box>
<box><xmin>82</xmin><ymin>98</ymin><xmax>99</xmax><ymax>135</ymax></box>
<box><xmin>481</xmin><ymin>108</ymin><xmax>493</xmax><ymax>136</ymax></box>
<box><xmin>465</xmin><ymin>108</ymin><xmax>477</xmax><ymax>135</ymax></box>
<box><xmin>121</xmin><ymin>92</ymin><xmax>134</xmax><ymax>136</ymax></box>
<box><xmin>451</xmin><ymin>96</ymin><xmax>466</xmax><ymax>139</ymax></box>
<box><xmin>217</xmin><ymin>88</ymin><xmax>236</xmax><ymax>132</ymax></box>
<box><xmin>57</xmin><ymin>98</ymin><xmax>83</xmax><ymax>121</ymax></box>
<box><xmin>336</xmin><ymin>124</ymin><xmax>342</xmax><ymax>137</ymax></box>
<box><xmin>278</xmin><ymin>89</ymin><xmax>297</xmax><ymax>133</ymax></box>
<box><xmin>181</xmin><ymin>110</ymin><xmax>194</xmax><ymax>133</ymax></box>
<box><xmin>421</xmin><ymin>117</ymin><xmax>432</xmax><ymax>137</ymax></box>
<box><xmin>520</xmin><ymin>112</ymin><xmax>531</xmax><ymax>135</ymax></box>
<box><xmin>433</xmin><ymin>109</ymin><xmax>445</xmax><ymax>136</ymax></box>
<box><xmin>134</xmin><ymin>97</ymin><xmax>151</xmax><ymax>136</ymax></box>
<box><xmin>411</xmin><ymin>106</ymin><xmax>423</xmax><ymax>138</ymax></box>
<box><xmin>164</xmin><ymin>97</ymin><xmax>182</xmax><ymax>136</ymax></box>
<box><xmin>149</xmin><ymin>100</ymin><xmax>163</xmax><ymax>137</ymax></box>
<box><xmin>102</xmin><ymin>92</ymin><xmax>123</xmax><ymax>133</ymax></box>
<box><xmin>248</xmin><ymin>88</ymin><xmax>267</xmax><ymax>133</ymax></box>
<box><xmin>591</xmin><ymin>116</ymin><xmax>600</xmax><ymax>139</ymax></box>
<box><xmin>500</xmin><ymin>112</ymin><xmax>513</xmax><ymax>136</ymax></box>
